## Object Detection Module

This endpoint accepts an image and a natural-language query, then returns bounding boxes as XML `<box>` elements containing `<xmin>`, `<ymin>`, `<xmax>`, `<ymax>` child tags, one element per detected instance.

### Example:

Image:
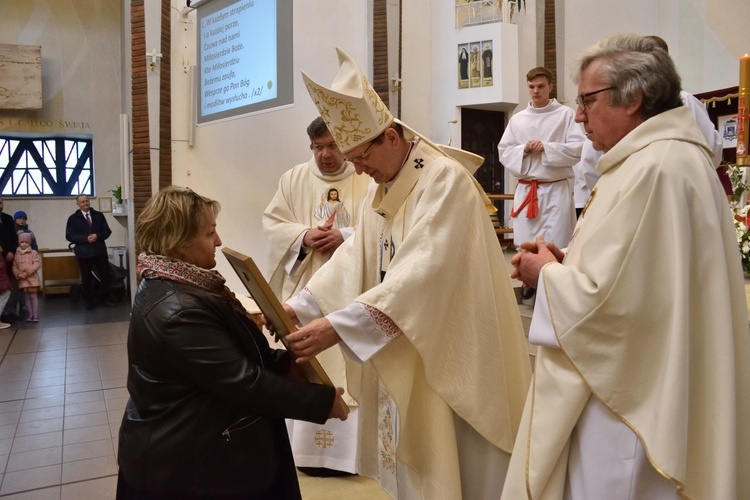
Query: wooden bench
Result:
<box><xmin>487</xmin><ymin>193</ymin><xmax>514</xmax><ymax>246</ymax></box>
<box><xmin>40</xmin><ymin>248</ymin><xmax>81</xmax><ymax>295</ymax></box>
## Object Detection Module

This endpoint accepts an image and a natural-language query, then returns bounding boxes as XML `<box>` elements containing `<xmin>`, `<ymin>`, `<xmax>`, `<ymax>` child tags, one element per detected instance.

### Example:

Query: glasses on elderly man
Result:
<box><xmin>575</xmin><ymin>87</ymin><xmax>615</xmax><ymax>111</ymax></box>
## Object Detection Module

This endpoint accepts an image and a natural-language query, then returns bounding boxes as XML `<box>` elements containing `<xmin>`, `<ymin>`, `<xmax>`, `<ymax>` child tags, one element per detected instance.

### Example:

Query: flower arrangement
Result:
<box><xmin>734</xmin><ymin>205</ymin><xmax>750</xmax><ymax>274</ymax></box>
<box><xmin>728</xmin><ymin>164</ymin><xmax>750</xmax><ymax>273</ymax></box>
<box><xmin>109</xmin><ymin>184</ymin><xmax>123</xmax><ymax>204</ymax></box>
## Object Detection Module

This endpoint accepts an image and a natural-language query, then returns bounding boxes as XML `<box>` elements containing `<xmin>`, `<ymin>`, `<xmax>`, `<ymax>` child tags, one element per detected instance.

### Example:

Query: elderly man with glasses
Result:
<box><xmin>505</xmin><ymin>33</ymin><xmax>749</xmax><ymax>500</ymax></box>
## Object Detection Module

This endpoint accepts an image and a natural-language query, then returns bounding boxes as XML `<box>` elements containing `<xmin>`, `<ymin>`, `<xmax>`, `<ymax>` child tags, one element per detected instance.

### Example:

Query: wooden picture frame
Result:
<box><xmin>98</xmin><ymin>197</ymin><xmax>112</xmax><ymax>213</ymax></box>
<box><xmin>222</xmin><ymin>248</ymin><xmax>346</xmax><ymax>413</ymax></box>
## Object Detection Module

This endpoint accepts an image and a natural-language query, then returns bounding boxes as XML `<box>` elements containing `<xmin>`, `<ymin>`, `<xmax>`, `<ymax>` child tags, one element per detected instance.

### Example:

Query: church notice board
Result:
<box><xmin>222</xmin><ymin>248</ymin><xmax>347</xmax><ymax>412</ymax></box>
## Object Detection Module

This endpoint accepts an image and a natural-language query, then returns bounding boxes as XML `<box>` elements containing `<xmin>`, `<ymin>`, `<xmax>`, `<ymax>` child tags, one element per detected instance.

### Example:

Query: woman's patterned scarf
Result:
<box><xmin>137</xmin><ymin>253</ymin><xmax>252</xmax><ymax>321</ymax></box>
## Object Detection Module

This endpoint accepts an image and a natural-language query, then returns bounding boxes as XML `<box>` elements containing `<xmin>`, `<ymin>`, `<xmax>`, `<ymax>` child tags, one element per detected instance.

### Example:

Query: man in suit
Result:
<box><xmin>65</xmin><ymin>195</ymin><xmax>113</xmax><ymax>309</ymax></box>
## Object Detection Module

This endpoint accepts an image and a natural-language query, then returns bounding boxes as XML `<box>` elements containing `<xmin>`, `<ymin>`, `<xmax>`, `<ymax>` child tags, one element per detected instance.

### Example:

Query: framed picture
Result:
<box><xmin>222</xmin><ymin>247</ymin><xmax>348</xmax><ymax>412</ymax></box>
<box><xmin>457</xmin><ymin>43</ymin><xmax>469</xmax><ymax>89</ymax></box>
<box><xmin>695</xmin><ymin>86</ymin><xmax>738</xmax><ymax>164</ymax></box>
<box><xmin>480</xmin><ymin>40</ymin><xmax>493</xmax><ymax>87</ymax></box>
<box><xmin>98</xmin><ymin>197</ymin><xmax>112</xmax><ymax>213</ymax></box>
<box><xmin>470</xmin><ymin>42</ymin><xmax>481</xmax><ymax>88</ymax></box>
<box><xmin>718</xmin><ymin>114</ymin><xmax>738</xmax><ymax>150</ymax></box>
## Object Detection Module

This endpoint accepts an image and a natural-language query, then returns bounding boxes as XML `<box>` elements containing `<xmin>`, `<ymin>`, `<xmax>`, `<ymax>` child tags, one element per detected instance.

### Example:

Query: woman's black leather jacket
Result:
<box><xmin>117</xmin><ymin>278</ymin><xmax>334</xmax><ymax>497</ymax></box>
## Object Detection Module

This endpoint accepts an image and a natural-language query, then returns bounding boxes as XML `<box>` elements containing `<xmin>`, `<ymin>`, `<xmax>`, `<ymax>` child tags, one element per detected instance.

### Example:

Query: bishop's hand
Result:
<box><xmin>286</xmin><ymin>317</ymin><xmax>341</xmax><ymax>363</ymax></box>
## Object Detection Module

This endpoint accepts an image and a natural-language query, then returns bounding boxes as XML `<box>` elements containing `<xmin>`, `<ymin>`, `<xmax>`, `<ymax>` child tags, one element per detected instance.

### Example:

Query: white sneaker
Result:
<box><xmin>0</xmin><ymin>322</ymin><xmax>10</xmax><ymax>329</ymax></box>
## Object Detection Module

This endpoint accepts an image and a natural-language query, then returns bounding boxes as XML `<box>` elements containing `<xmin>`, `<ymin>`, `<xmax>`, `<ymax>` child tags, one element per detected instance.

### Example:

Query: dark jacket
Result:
<box><xmin>118</xmin><ymin>278</ymin><xmax>335</xmax><ymax>498</ymax></box>
<box><xmin>65</xmin><ymin>208</ymin><xmax>111</xmax><ymax>259</ymax></box>
<box><xmin>0</xmin><ymin>212</ymin><xmax>18</xmax><ymax>257</ymax></box>
<box><xmin>0</xmin><ymin>257</ymin><xmax>10</xmax><ymax>293</ymax></box>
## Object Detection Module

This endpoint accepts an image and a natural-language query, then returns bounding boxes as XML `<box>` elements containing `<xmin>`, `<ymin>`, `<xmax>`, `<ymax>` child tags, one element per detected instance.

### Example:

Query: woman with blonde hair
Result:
<box><xmin>117</xmin><ymin>186</ymin><xmax>347</xmax><ymax>499</ymax></box>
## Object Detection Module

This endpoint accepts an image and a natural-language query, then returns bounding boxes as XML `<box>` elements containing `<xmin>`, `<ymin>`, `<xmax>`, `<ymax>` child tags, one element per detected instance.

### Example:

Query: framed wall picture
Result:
<box><xmin>481</xmin><ymin>40</ymin><xmax>493</xmax><ymax>87</ymax></box>
<box><xmin>718</xmin><ymin>114</ymin><xmax>738</xmax><ymax>150</ymax></box>
<box><xmin>695</xmin><ymin>86</ymin><xmax>738</xmax><ymax>164</ymax></box>
<box><xmin>98</xmin><ymin>197</ymin><xmax>112</xmax><ymax>213</ymax></box>
<box><xmin>458</xmin><ymin>43</ymin><xmax>469</xmax><ymax>89</ymax></box>
<box><xmin>470</xmin><ymin>42</ymin><xmax>481</xmax><ymax>88</ymax></box>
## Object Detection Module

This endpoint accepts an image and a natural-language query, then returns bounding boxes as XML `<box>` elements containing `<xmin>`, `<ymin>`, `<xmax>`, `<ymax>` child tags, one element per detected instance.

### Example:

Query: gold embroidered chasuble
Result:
<box><xmin>306</xmin><ymin>140</ymin><xmax>531</xmax><ymax>499</ymax></box>
<box><xmin>502</xmin><ymin>106</ymin><xmax>750</xmax><ymax>499</ymax></box>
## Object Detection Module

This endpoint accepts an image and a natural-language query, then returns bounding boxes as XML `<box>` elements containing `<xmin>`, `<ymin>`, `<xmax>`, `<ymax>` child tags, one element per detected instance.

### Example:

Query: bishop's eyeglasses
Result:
<box><xmin>346</xmin><ymin>141</ymin><xmax>376</xmax><ymax>166</ymax></box>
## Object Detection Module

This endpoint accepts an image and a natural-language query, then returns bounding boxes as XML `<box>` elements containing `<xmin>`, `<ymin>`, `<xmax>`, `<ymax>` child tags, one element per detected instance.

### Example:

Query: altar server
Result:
<box><xmin>498</xmin><ymin>66</ymin><xmax>585</xmax><ymax>249</ymax></box>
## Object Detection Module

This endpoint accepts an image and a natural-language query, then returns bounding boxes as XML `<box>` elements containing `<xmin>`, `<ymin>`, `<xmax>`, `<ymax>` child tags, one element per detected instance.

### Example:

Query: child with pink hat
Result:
<box><xmin>12</xmin><ymin>233</ymin><xmax>41</xmax><ymax>322</ymax></box>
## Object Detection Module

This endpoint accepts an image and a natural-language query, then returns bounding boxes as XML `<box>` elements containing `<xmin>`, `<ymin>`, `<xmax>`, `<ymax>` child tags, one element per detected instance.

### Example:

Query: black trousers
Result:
<box><xmin>77</xmin><ymin>254</ymin><xmax>111</xmax><ymax>305</ymax></box>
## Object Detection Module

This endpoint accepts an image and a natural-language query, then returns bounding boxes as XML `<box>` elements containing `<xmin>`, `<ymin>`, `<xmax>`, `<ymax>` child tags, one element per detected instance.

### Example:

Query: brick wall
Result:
<box><xmin>544</xmin><ymin>0</ymin><xmax>557</xmax><ymax>99</ymax></box>
<box><xmin>159</xmin><ymin>0</ymin><xmax>172</xmax><ymax>192</ymax></box>
<box><xmin>373</xmin><ymin>0</ymin><xmax>389</xmax><ymax>107</ymax></box>
<box><xmin>131</xmin><ymin>0</ymin><xmax>150</xmax><ymax>222</ymax></box>
<box><xmin>131</xmin><ymin>0</ymin><xmax>172</xmax><ymax>225</ymax></box>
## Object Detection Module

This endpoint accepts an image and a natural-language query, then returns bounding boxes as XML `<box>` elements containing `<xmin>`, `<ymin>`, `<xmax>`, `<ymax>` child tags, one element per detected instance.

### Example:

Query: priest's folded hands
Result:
<box><xmin>511</xmin><ymin>236</ymin><xmax>565</xmax><ymax>288</ymax></box>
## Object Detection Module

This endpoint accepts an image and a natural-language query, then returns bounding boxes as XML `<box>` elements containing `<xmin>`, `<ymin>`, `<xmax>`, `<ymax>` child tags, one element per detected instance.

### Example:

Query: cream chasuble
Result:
<box><xmin>262</xmin><ymin>157</ymin><xmax>369</xmax><ymax>472</ymax></box>
<box><xmin>502</xmin><ymin>106</ymin><xmax>750</xmax><ymax>500</ymax></box>
<box><xmin>304</xmin><ymin>140</ymin><xmax>531</xmax><ymax>499</ymax></box>
<box><xmin>263</xmin><ymin>157</ymin><xmax>370</xmax><ymax>303</ymax></box>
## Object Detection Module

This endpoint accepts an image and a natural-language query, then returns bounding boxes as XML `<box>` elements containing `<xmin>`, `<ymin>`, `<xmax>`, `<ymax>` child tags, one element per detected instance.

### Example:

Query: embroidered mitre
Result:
<box><xmin>302</xmin><ymin>47</ymin><xmax>485</xmax><ymax>176</ymax></box>
<box><xmin>302</xmin><ymin>47</ymin><xmax>394</xmax><ymax>154</ymax></box>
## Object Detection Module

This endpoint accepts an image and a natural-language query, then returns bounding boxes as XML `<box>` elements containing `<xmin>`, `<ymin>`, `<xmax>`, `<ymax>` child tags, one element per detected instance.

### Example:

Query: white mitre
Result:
<box><xmin>301</xmin><ymin>47</ymin><xmax>393</xmax><ymax>154</ymax></box>
<box><xmin>302</xmin><ymin>47</ymin><xmax>484</xmax><ymax>174</ymax></box>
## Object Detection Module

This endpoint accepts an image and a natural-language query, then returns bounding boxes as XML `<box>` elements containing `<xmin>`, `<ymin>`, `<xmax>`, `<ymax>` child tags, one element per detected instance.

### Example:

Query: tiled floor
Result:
<box><xmin>0</xmin><ymin>295</ymin><xmax>131</xmax><ymax>499</ymax></box>
<box><xmin>0</xmin><ymin>295</ymin><xmax>390</xmax><ymax>500</ymax></box>
<box><xmin>0</xmin><ymin>274</ymin><xmax>528</xmax><ymax>500</ymax></box>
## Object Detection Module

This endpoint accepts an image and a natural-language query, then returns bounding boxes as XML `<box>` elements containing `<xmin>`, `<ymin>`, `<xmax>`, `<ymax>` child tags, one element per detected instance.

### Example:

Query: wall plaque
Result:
<box><xmin>0</xmin><ymin>44</ymin><xmax>42</xmax><ymax>110</ymax></box>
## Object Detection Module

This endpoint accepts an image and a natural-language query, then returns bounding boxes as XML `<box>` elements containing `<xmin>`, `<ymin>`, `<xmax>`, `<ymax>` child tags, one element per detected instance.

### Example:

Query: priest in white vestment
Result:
<box><xmin>262</xmin><ymin>117</ymin><xmax>370</xmax><ymax>475</ymax></box>
<box><xmin>497</xmin><ymin>66</ymin><xmax>585</xmax><ymax>249</ymax></box>
<box><xmin>274</xmin><ymin>48</ymin><xmax>532</xmax><ymax>500</ymax></box>
<box><xmin>505</xmin><ymin>34</ymin><xmax>750</xmax><ymax>500</ymax></box>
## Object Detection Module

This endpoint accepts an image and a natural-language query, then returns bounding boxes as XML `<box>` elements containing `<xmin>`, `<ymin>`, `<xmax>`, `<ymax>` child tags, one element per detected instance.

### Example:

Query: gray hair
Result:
<box><xmin>571</xmin><ymin>34</ymin><xmax>682</xmax><ymax>119</ymax></box>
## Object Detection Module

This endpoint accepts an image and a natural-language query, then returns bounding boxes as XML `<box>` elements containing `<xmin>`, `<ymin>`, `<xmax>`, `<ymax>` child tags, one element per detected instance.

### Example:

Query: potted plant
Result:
<box><xmin>110</xmin><ymin>184</ymin><xmax>124</xmax><ymax>213</ymax></box>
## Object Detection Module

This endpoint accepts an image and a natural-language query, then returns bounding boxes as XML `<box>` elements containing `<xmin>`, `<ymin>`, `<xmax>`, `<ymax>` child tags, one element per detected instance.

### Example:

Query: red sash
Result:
<box><xmin>510</xmin><ymin>179</ymin><xmax>564</xmax><ymax>219</ymax></box>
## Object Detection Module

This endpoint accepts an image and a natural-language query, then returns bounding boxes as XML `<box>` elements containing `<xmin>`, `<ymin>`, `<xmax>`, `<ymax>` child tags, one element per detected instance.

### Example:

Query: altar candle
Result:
<box><xmin>738</xmin><ymin>54</ymin><xmax>750</xmax><ymax>165</ymax></box>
